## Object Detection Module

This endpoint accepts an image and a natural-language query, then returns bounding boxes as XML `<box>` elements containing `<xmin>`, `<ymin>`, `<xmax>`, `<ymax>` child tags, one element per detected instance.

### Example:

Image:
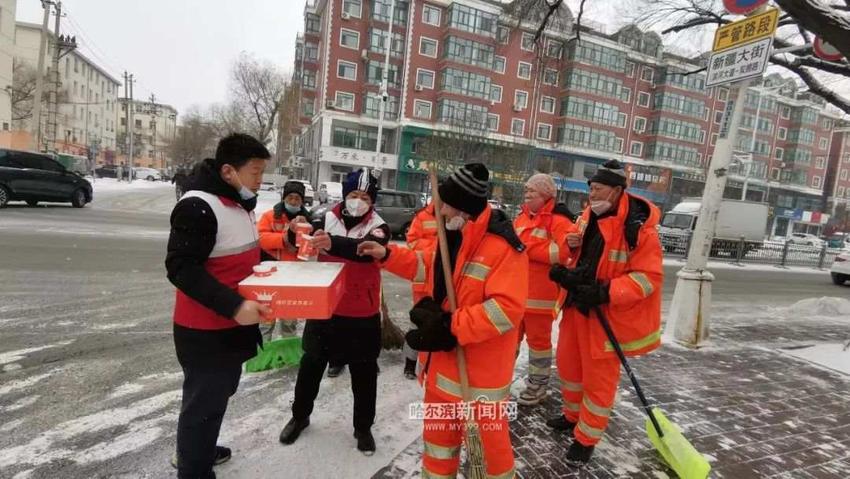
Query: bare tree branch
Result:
<box><xmin>773</xmin><ymin>0</ymin><xmax>850</xmax><ymax>61</ymax></box>
<box><xmin>533</xmin><ymin>0</ymin><xmax>564</xmax><ymax>42</ymax></box>
<box><xmin>771</xmin><ymin>55</ymin><xmax>850</xmax><ymax>114</ymax></box>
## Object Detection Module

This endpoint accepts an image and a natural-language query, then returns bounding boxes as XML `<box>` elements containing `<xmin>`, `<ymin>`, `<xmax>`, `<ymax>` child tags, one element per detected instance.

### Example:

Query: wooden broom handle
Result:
<box><xmin>428</xmin><ymin>166</ymin><xmax>472</xmax><ymax>403</ymax></box>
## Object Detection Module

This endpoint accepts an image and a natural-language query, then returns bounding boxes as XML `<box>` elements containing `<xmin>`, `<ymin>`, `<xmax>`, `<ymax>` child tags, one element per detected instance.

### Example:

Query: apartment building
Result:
<box><xmin>825</xmin><ymin>124</ymin><xmax>850</xmax><ymax>234</ymax></box>
<box><xmin>115</xmin><ymin>98</ymin><xmax>178</xmax><ymax>170</ymax></box>
<box><xmin>291</xmin><ymin>0</ymin><xmax>842</xmax><ymax>236</ymax></box>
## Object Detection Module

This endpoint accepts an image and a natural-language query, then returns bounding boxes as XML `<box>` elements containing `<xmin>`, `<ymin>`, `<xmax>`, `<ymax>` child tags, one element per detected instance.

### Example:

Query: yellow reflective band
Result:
<box><xmin>413</xmin><ymin>250</ymin><xmax>426</xmax><ymax>284</ymax></box>
<box><xmin>515</xmin><ymin>226</ymin><xmax>527</xmax><ymax>235</ymax></box>
<box><xmin>564</xmin><ymin>400</ymin><xmax>581</xmax><ymax>412</ymax></box>
<box><xmin>528</xmin><ymin>347</ymin><xmax>552</xmax><ymax>359</ymax></box>
<box><xmin>424</xmin><ymin>441</ymin><xmax>460</xmax><ymax>461</ymax></box>
<box><xmin>559</xmin><ymin>378</ymin><xmax>582</xmax><ymax>392</ymax></box>
<box><xmin>582</xmin><ymin>396</ymin><xmax>612</xmax><ymax>418</ymax></box>
<box><xmin>421</xmin><ymin>468</ymin><xmax>456</xmax><ymax>479</ymax></box>
<box><xmin>422</xmin><ymin>220</ymin><xmax>437</xmax><ymax>230</ymax></box>
<box><xmin>483</xmin><ymin>299</ymin><xmax>514</xmax><ymax>334</ymax></box>
<box><xmin>605</xmin><ymin>330</ymin><xmax>661</xmax><ymax>353</ymax></box>
<box><xmin>577</xmin><ymin>420</ymin><xmax>605</xmax><ymax>439</ymax></box>
<box><xmin>549</xmin><ymin>241</ymin><xmax>560</xmax><ymax>265</ymax></box>
<box><xmin>487</xmin><ymin>468</ymin><xmax>516</xmax><ymax>479</ymax></box>
<box><xmin>628</xmin><ymin>272</ymin><xmax>654</xmax><ymax>297</ymax></box>
<box><xmin>526</xmin><ymin>299</ymin><xmax>557</xmax><ymax>310</ymax></box>
<box><xmin>577</xmin><ymin>218</ymin><xmax>588</xmax><ymax>234</ymax></box>
<box><xmin>435</xmin><ymin>373</ymin><xmax>511</xmax><ymax>402</ymax></box>
<box><xmin>608</xmin><ymin>249</ymin><xmax>629</xmax><ymax>263</ymax></box>
<box><xmin>528</xmin><ymin>364</ymin><xmax>551</xmax><ymax>376</ymax></box>
<box><xmin>531</xmin><ymin>228</ymin><xmax>548</xmax><ymax>239</ymax></box>
<box><xmin>462</xmin><ymin>262</ymin><xmax>491</xmax><ymax>282</ymax></box>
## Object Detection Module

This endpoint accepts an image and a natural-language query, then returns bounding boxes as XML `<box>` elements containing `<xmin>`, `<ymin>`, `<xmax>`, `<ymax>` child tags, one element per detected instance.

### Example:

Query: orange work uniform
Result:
<box><xmin>406</xmin><ymin>202</ymin><xmax>438</xmax><ymax>304</ymax></box>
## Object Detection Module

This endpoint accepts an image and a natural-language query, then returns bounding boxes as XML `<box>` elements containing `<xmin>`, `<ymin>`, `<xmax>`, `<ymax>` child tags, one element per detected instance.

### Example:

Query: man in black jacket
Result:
<box><xmin>166</xmin><ymin>133</ymin><xmax>272</xmax><ymax>479</ymax></box>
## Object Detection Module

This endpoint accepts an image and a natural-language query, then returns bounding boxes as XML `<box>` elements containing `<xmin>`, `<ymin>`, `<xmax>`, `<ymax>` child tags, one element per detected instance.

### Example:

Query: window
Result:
<box><xmin>487</xmin><ymin>113</ymin><xmax>499</xmax><ymax>131</ymax></box>
<box><xmin>557</xmin><ymin>124</ymin><xmax>623</xmax><ymax>153</ymax></box>
<box><xmin>337</xmin><ymin>61</ymin><xmax>357</xmax><ymax>80</ymax></box>
<box><xmin>420</xmin><ymin>37</ymin><xmax>438</xmax><ymax>57</ymax></box>
<box><xmin>778</xmin><ymin>127</ymin><xmax>787</xmax><ymax>140</ymax></box>
<box><xmin>305</xmin><ymin>42</ymin><xmax>319</xmax><ymax>61</ymax></box>
<box><xmin>651</xmin><ymin>117</ymin><xmax>703</xmax><ymax>144</ymax></box>
<box><xmin>306</xmin><ymin>13</ymin><xmax>321</xmax><ymax>33</ymax></box>
<box><xmin>497</xmin><ymin>26</ymin><xmax>510</xmax><ymax>44</ymax></box>
<box><xmin>823</xmin><ymin>118</ymin><xmax>834</xmax><ymax>129</ymax></box>
<box><xmin>645</xmin><ymin>141</ymin><xmax>701</xmax><ymax>167</ymax></box>
<box><xmin>770</xmin><ymin>168</ymin><xmax>780</xmax><ymax>181</ymax></box>
<box><xmin>440</xmin><ymin>67</ymin><xmax>491</xmax><ymax>99</ymax></box>
<box><xmin>511</xmin><ymin>118</ymin><xmax>525</xmax><ymax>136</ymax></box>
<box><xmin>640</xmin><ymin>67</ymin><xmax>654</xmax><ymax>83</ymax></box>
<box><xmin>546</xmin><ymin>40</ymin><xmax>562</xmax><ymax>58</ymax></box>
<box><xmin>842</xmin><ymin>170</ymin><xmax>849</xmax><ymax>180</ymax></box>
<box><xmin>521</xmin><ymin>32</ymin><xmax>535</xmax><ymax>51</ymax></box>
<box><xmin>447</xmin><ymin>3</ymin><xmax>497</xmax><ymax>37</ymax></box>
<box><xmin>369</xmin><ymin>28</ymin><xmax>405</xmax><ymax>56</ymax></box>
<box><xmin>718</xmin><ymin>88</ymin><xmax>728</xmax><ymax>101</ymax></box>
<box><xmin>493</xmin><ymin>56</ymin><xmax>506</xmax><ymax>74</ymax></box>
<box><xmin>135</xmin><ymin>119</ymin><xmax>142</xmax><ymax>128</ymax></box>
<box><xmin>839</xmin><ymin>186</ymin><xmax>846</xmax><ymax>197</ymax></box>
<box><xmin>335</xmin><ymin>92</ymin><xmax>355</xmax><ymax>111</ymax></box>
<box><xmin>630</xmin><ymin>141</ymin><xmax>643</xmax><ymax>157</ymax></box>
<box><xmin>423</xmin><ymin>4</ymin><xmax>441</xmax><ymax>26</ymax></box>
<box><xmin>625</xmin><ymin>62</ymin><xmax>635</xmax><ymax>78</ymax></box>
<box><xmin>711</xmin><ymin>133</ymin><xmax>718</xmax><ymax>145</ymax></box>
<box><xmin>567</xmin><ymin>41</ymin><xmax>626</xmax><ymax>72</ymax></box>
<box><xmin>781</xmin><ymin>106</ymin><xmax>791</xmax><ymax>119</ymax></box>
<box><xmin>638</xmin><ymin>92</ymin><xmax>650</xmax><ymax>107</ymax></box>
<box><xmin>543</xmin><ymin>69</ymin><xmax>559</xmax><ymax>86</ymax></box>
<box><xmin>633</xmin><ymin>116</ymin><xmax>646</xmax><ymax>133</ymax></box>
<box><xmin>438</xmin><ymin>99</ymin><xmax>488</xmax><ymax>127</ymax></box>
<box><xmin>343</xmin><ymin>0</ymin><xmax>362</xmax><ymax>18</ymax></box>
<box><xmin>302</xmin><ymin>98</ymin><xmax>315</xmax><ymax>117</ymax></box>
<box><xmin>444</xmin><ymin>36</ymin><xmax>494</xmax><ymax>68</ymax></box>
<box><xmin>621</xmin><ymin>87</ymin><xmax>631</xmax><ymax>103</ymax></box>
<box><xmin>417</xmin><ymin>69</ymin><xmax>435</xmax><ymax>89</ymax></box>
<box><xmin>413</xmin><ymin>100</ymin><xmax>432</xmax><ymax>119</ymax></box>
<box><xmin>514</xmin><ymin>90</ymin><xmax>528</xmax><ymax>109</ymax></box>
<box><xmin>562</xmin><ymin>96</ymin><xmax>622</xmax><ymax>127</ymax></box>
<box><xmin>536</xmin><ymin>123</ymin><xmax>552</xmax><ymax>141</ymax></box>
<box><xmin>367</xmin><ymin>61</ymin><xmax>401</xmax><ymax>86</ymax></box>
<box><xmin>815</xmin><ymin>156</ymin><xmax>826</xmax><ymax>169</ymax></box>
<box><xmin>775</xmin><ymin>147</ymin><xmax>784</xmax><ymax>160</ymax></box>
<box><xmin>540</xmin><ymin>96</ymin><xmax>556</xmax><ymax>114</ymax></box>
<box><xmin>372</xmin><ymin>0</ymin><xmax>408</xmax><ymax>25</ymax></box>
<box><xmin>490</xmin><ymin>85</ymin><xmax>502</xmax><ymax>103</ymax></box>
<box><xmin>340</xmin><ymin>29</ymin><xmax>360</xmax><ymax>49</ymax></box>
<box><xmin>654</xmin><ymin>92</ymin><xmax>705</xmax><ymax>119</ymax></box>
<box><xmin>813</xmin><ymin>176</ymin><xmax>822</xmax><ymax>188</ymax></box>
<box><xmin>517</xmin><ymin>62</ymin><xmax>532</xmax><ymax>80</ymax></box>
<box><xmin>819</xmin><ymin>138</ymin><xmax>828</xmax><ymax>150</ymax></box>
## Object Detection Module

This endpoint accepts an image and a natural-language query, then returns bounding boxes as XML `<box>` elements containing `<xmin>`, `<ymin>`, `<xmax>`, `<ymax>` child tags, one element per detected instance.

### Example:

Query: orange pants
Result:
<box><xmin>555</xmin><ymin>311</ymin><xmax>621</xmax><ymax>446</ymax></box>
<box><xmin>421</xmin><ymin>389</ymin><xmax>515</xmax><ymax>478</ymax></box>
<box><xmin>517</xmin><ymin>312</ymin><xmax>556</xmax><ymax>386</ymax></box>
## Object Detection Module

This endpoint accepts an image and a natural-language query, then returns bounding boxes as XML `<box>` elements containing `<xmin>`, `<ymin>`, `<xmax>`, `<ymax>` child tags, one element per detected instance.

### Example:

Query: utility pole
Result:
<box><xmin>373</xmin><ymin>0</ymin><xmax>396</xmax><ymax>183</ymax></box>
<box><xmin>149</xmin><ymin>93</ymin><xmax>158</xmax><ymax>170</ymax></box>
<box><xmin>30</xmin><ymin>1</ymin><xmax>53</xmax><ymax>151</ymax></box>
<box><xmin>45</xmin><ymin>1</ymin><xmax>76</xmax><ymax>153</ymax></box>
<box><xmin>128</xmin><ymin>74</ymin><xmax>135</xmax><ymax>183</ymax></box>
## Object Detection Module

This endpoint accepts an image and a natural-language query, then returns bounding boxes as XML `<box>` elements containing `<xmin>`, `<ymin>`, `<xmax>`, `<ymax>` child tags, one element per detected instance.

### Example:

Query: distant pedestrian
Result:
<box><xmin>116</xmin><ymin>163</ymin><xmax>124</xmax><ymax>182</ymax></box>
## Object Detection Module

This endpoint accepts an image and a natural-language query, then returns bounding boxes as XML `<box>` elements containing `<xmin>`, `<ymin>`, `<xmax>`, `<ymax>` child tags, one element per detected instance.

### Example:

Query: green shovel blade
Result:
<box><xmin>245</xmin><ymin>337</ymin><xmax>303</xmax><ymax>373</ymax></box>
<box><xmin>646</xmin><ymin>407</ymin><xmax>711</xmax><ymax>479</ymax></box>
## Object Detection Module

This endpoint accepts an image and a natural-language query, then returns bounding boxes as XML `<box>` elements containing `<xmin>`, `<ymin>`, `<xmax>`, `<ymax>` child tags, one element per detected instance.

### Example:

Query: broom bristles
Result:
<box><xmin>464</xmin><ymin>421</ymin><xmax>487</xmax><ymax>479</ymax></box>
<box><xmin>381</xmin><ymin>314</ymin><xmax>405</xmax><ymax>350</ymax></box>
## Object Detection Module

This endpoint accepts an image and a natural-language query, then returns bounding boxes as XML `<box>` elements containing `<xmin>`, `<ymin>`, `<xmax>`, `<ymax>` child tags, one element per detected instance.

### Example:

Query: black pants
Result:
<box><xmin>291</xmin><ymin>314</ymin><xmax>381</xmax><ymax>431</ymax></box>
<box><xmin>176</xmin><ymin>362</ymin><xmax>241</xmax><ymax>479</ymax></box>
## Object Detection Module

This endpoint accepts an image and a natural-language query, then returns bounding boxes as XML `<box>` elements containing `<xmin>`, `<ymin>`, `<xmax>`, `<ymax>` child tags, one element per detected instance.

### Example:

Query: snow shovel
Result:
<box><xmin>429</xmin><ymin>166</ymin><xmax>486</xmax><ymax>479</ymax></box>
<box><xmin>592</xmin><ymin>306</ymin><xmax>710</xmax><ymax>479</ymax></box>
<box><xmin>245</xmin><ymin>336</ymin><xmax>303</xmax><ymax>373</ymax></box>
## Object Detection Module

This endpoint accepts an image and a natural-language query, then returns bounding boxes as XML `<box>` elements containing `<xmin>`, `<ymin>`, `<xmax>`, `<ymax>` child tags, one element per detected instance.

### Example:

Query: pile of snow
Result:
<box><xmin>91</xmin><ymin>178</ymin><xmax>172</xmax><ymax>194</ymax></box>
<box><xmin>783</xmin><ymin>297</ymin><xmax>850</xmax><ymax>317</ymax></box>
<box><xmin>783</xmin><ymin>343</ymin><xmax>850</xmax><ymax>375</ymax></box>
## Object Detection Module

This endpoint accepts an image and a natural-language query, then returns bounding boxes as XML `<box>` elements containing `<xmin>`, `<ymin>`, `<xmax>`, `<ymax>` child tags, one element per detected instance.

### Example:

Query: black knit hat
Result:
<box><xmin>343</xmin><ymin>168</ymin><xmax>380</xmax><ymax>202</ymax></box>
<box><xmin>439</xmin><ymin>163</ymin><xmax>490</xmax><ymax>217</ymax></box>
<box><xmin>588</xmin><ymin>160</ymin><xmax>628</xmax><ymax>189</ymax></box>
<box><xmin>282</xmin><ymin>180</ymin><xmax>306</xmax><ymax>201</ymax></box>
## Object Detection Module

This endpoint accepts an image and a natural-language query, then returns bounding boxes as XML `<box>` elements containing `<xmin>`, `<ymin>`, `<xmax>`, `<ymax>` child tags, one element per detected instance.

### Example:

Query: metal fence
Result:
<box><xmin>660</xmin><ymin>231</ymin><xmax>842</xmax><ymax>269</ymax></box>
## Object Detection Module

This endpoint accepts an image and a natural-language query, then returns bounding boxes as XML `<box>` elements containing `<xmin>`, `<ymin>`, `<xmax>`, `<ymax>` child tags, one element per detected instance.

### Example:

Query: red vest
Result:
<box><xmin>174</xmin><ymin>191</ymin><xmax>260</xmax><ymax>330</ymax></box>
<box><xmin>320</xmin><ymin>207</ymin><xmax>386</xmax><ymax>318</ymax></box>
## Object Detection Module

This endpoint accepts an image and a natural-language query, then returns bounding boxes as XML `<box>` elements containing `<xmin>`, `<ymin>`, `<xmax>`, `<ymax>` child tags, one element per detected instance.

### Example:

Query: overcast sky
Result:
<box><xmin>16</xmin><ymin>0</ymin><xmax>299</xmax><ymax>117</ymax></box>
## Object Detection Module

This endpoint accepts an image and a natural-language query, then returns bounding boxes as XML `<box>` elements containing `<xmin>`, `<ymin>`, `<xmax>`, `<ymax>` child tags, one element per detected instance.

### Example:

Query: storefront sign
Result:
<box><xmin>320</xmin><ymin>147</ymin><xmax>398</xmax><ymax>170</ymax></box>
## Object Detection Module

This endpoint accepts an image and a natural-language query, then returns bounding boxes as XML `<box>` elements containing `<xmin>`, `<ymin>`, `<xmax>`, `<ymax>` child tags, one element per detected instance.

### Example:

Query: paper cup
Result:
<box><xmin>298</xmin><ymin>234</ymin><xmax>318</xmax><ymax>261</ymax></box>
<box><xmin>294</xmin><ymin>223</ymin><xmax>313</xmax><ymax>247</ymax></box>
<box><xmin>253</xmin><ymin>264</ymin><xmax>274</xmax><ymax>277</ymax></box>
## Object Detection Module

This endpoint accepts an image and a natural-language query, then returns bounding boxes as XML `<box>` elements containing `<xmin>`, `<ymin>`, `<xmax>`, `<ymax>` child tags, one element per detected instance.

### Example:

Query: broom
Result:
<box><xmin>593</xmin><ymin>306</ymin><xmax>711</xmax><ymax>479</ymax></box>
<box><xmin>381</xmin><ymin>286</ymin><xmax>405</xmax><ymax>350</ymax></box>
<box><xmin>429</xmin><ymin>165</ymin><xmax>487</xmax><ymax>479</ymax></box>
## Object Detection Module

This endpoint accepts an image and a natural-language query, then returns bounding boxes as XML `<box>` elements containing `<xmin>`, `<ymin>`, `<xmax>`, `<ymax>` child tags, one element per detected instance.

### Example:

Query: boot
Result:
<box><xmin>545</xmin><ymin>415</ymin><xmax>576</xmax><ymax>433</ymax></box>
<box><xmin>279</xmin><ymin>417</ymin><xmax>310</xmax><ymax>445</ymax></box>
<box><xmin>565</xmin><ymin>441</ymin><xmax>595</xmax><ymax>467</ymax></box>
<box><xmin>327</xmin><ymin>364</ymin><xmax>344</xmax><ymax>378</ymax></box>
<box><xmin>170</xmin><ymin>445</ymin><xmax>231</xmax><ymax>469</ymax></box>
<box><xmin>354</xmin><ymin>429</ymin><xmax>376</xmax><ymax>456</ymax></box>
<box><xmin>403</xmin><ymin>358</ymin><xmax>417</xmax><ymax>380</ymax></box>
<box><xmin>516</xmin><ymin>383</ymin><xmax>547</xmax><ymax>406</ymax></box>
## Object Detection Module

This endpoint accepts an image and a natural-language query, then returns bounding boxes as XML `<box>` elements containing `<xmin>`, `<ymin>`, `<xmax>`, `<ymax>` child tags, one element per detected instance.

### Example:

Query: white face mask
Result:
<box><xmin>445</xmin><ymin>215</ymin><xmax>466</xmax><ymax>231</ymax></box>
<box><xmin>238</xmin><ymin>186</ymin><xmax>256</xmax><ymax>200</ymax></box>
<box><xmin>345</xmin><ymin>198</ymin><xmax>369</xmax><ymax>217</ymax></box>
<box><xmin>590</xmin><ymin>200</ymin><xmax>612</xmax><ymax>216</ymax></box>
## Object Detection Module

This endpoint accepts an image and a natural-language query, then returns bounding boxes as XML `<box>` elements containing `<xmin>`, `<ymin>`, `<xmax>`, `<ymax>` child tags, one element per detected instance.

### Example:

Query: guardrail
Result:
<box><xmin>659</xmin><ymin>231</ymin><xmax>843</xmax><ymax>269</ymax></box>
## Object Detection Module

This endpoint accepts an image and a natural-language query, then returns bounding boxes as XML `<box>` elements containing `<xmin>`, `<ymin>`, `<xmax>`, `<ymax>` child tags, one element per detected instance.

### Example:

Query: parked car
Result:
<box><xmin>0</xmin><ymin>148</ymin><xmax>93</xmax><ymax>208</ymax></box>
<box><xmin>826</xmin><ymin>233</ymin><xmax>850</xmax><ymax>250</ymax></box>
<box><xmin>830</xmin><ymin>251</ymin><xmax>850</xmax><ymax>285</ymax></box>
<box><xmin>375</xmin><ymin>189</ymin><xmax>422</xmax><ymax>236</ymax></box>
<box><xmin>259</xmin><ymin>181</ymin><xmax>278</xmax><ymax>192</ymax></box>
<box><xmin>134</xmin><ymin>167</ymin><xmax>162</xmax><ymax>181</ymax></box>
<box><xmin>786</xmin><ymin>233</ymin><xmax>825</xmax><ymax>248</ymax></box>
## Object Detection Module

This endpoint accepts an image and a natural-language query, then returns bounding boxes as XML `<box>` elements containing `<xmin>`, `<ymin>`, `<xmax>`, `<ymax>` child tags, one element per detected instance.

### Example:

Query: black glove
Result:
<box><xmin>405</xmin><ymin>325</ymin><xmax>457</xmax><ymax>352</ymax></box>
<box><xmin>409</xmin><ymin>297</ymin><xmax>445</xmax><ymax>329</ymax></box>
<box><xmin>570</xmin><ymin>283</ymin><xmax>610</xmax><ymax>307</ymax></box>
<box><xmin>549</xmin><ymin>264</ymin><xmax>592</xmax><ymax>289</ymax></box>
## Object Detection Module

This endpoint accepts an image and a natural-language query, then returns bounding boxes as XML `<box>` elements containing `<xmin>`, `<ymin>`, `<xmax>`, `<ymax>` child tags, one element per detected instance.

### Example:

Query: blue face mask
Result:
<box><xmin>284</xmin><ymin>202</ymin><xmax>300</xmax><ymax>214</ymax></box>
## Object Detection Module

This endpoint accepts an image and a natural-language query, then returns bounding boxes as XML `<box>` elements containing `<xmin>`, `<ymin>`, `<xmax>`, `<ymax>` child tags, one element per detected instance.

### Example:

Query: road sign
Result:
<box><xmin>723</xmin><ymin>0</ymin><xmax>768</xmax><ymax>15</ymax></box>
<box><xmin>813</xmin><ymin>36</ymin><xmax>843</xmax><ymax>61</ymax></box>
<box><xmin>713</xmin><ymin>8</ymin><xmax>778</xmax><ymax>52</ymax></box>
<box><xmin>706</xmin><ymin>36</ymin><xmax>772</xmax><ymax>87</ymax></box>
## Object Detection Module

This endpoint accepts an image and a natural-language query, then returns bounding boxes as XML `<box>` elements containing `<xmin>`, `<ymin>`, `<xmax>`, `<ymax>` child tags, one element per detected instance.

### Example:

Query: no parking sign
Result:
<box><xmin>723</xmin><ymin>0</ymin><xmax>768</xmax><ymax>15</ymax></box>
